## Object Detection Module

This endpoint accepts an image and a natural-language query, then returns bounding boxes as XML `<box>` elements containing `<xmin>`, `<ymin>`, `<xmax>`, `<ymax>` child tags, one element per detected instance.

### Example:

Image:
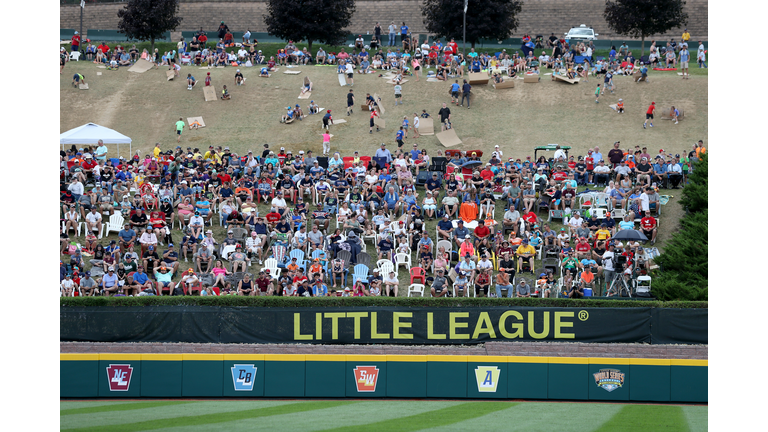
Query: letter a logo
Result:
<box><xmin>231</xmin><ymin>364</ymin><xmax>257</xmax><ymax>391</ymax></box>
<box><xmin>353</xmin><ymin>366</ymin><xmax>379</xmax><ymax>392</ymax></box>
<box><xmin>474</xmin><ymin>366</ymin><xmax>501</xmax><ymax>393</ymax></box>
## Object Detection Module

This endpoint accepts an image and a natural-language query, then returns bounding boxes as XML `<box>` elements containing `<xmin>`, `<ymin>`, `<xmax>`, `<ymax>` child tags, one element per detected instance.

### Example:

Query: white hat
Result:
<box><xmin>74</xmin><ymin>31</ymin><xmax>78</xmax><ymax>35</ymax></box>
<box><xmin>236</xmin><ymin>69</ymin><xmax>240</xmax><ymax>72</ymax></box>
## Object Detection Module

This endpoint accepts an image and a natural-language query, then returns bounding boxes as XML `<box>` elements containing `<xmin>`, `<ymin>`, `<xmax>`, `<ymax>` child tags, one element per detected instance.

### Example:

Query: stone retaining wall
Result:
<box><xmin>61</xmin><ymin>341</ymin><xmax>708</xmax><ymax>359</ymax></box>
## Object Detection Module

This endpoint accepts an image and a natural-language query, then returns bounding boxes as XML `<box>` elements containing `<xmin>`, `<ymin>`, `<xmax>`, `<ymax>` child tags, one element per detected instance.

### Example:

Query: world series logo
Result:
<box><xmin>231</xmin><ymin>364</ymin><xmax>257</xmax><ymax>391</ymax></box>
<box><xmin>593</xmin><ymin>368</ymin><xmax>625</xmax><ymax>392</ymax></box>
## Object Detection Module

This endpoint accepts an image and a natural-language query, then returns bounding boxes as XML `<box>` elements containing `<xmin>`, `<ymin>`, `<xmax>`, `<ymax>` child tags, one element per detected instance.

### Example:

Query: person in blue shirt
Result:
<box><xmin>652</xmin><ymin>156</ymin><xmax>668</xmax><ymax>187</ymax></box>
<box><xmin>471</xmin><ymin>59</ymin><xmax>481</xmax><ymax>72</ymax></box>
<box><xmin>400</xmin><ymin>22</ymin><xmax>409</xmax><ymax>43</ymax></box>
<box><xmin>383</xmin><ymin>186</ymin><xmax>400</xmax><ymax>214</ymax></box>
<box><xmin>312</xmin><ymin>278</ymin><xmax>329</xmax><ymax>296</ymax></box>
<box><xmin>395</xmin><ymin>127</ymin><xmax>405</xmax><ymax>148</ymax></box>
<box><xmin>450</xmin><ymin>80</ymin><xmax>460</xmax><ymax>104</ymax></box>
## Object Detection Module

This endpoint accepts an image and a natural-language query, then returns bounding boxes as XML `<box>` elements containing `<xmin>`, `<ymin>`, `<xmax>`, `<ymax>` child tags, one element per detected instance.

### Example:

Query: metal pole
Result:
<box><xmin>80</xmin><ymin>0</ymin><xmax>84</xmax><ymax>46</ymax></box>
<box><xmin>463</xmin><ymin>0</ymin><xmax>467</xmax><ymax>56</ymax></box>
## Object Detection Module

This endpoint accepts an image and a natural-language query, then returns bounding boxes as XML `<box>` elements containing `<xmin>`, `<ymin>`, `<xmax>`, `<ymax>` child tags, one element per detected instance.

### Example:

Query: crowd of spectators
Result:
<box><xmin>60</xmin><ymin>137</ymin><xmax>706</xmax><ymax>298</ymax></box>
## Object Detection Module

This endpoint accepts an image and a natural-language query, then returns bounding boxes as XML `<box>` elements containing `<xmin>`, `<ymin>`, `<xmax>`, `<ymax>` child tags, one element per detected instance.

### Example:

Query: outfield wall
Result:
<box><xmin>60</xmin><ymin>0</ymin><xmax>709</xmax><ymax>41</ymax></box>
<box><xmin>61</xmin><ymin>353</ymin><xmax>707</xmax><ymax>402</ymax></box>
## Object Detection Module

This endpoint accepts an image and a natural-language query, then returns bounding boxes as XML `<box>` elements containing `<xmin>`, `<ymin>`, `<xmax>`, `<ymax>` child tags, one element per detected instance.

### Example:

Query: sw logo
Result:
<box><xmin>474</xmin><ymin>366</ymin><xmax>501</xmax><ymax>393</ymax></box>
<box><xmin>593</xmin><ymin>368</ymin><xmax>625</xmax><ymax>392</ymax></box>
<box><xmin>106</xmin><ymin>364</ymin><xmax>133</xmax><ymax>391</ymax></box>
<box><xmin>353</xmin><ymin>366</ymin><xmax>379</xmax><ymax>392</ymax></box>
<box><xmin>231</xmin><ymin>364</ymin><xmax>257</xmax><ymax>391</ymax></box>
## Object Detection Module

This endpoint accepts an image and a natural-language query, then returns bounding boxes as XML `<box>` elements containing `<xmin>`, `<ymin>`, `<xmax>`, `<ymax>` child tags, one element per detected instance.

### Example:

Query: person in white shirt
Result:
<box><xmin>237</xmin><ymin>48</ymin><xmax>248</xmax><ymax>61</ymax></box>
<box><xmin>553</xmin><ymin>145</ymin><xmax>567</xmax><ymax>161</ymax></box>
<box><xmin>246</xmin><ymin>231</ymin><xmax>264</xmax><ymax>264</ymax></box>
<box><xmin>271</xmin><ymin>193</ymin><xmax>287</xmax><ymax>214</ymax></box>
<box><xmin>492</xmin><ymin>144</ymin><xmax>503</xmax><ymax>160</ymax></box>
<box><xmin>85</xmin><ymin>208</ymin><xmax>102</xmax><ymax>234</ymax></box>
<box><xmin>383</xmin><ymin>271</ymin><xmax>399</xmax><ymax>297</ymax></box>
<box><xmin>60</xmin><ymin>274</ymin><xmax>76</xmax><ymax>297</ymax></box>
<box><xmin>567</xmin><ymin>211</ymin><xmax>584</xmax><ymax>232</ymax></box>
<box><xmin>68</xmin><ymin>179</ymin><xmax>84</xmax><ymax>200</ymax></box>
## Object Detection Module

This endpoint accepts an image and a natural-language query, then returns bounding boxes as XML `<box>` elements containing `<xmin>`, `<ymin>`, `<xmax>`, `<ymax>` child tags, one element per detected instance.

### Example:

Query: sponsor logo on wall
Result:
<box><xmin>231</xmin><ymin>364</ymin><xmax>258</xmax><ymax>391</ymax></box>
<box><xmin>593</xmin><ymin>368</ymin><xmax>625</xmax><ymax>392</ymax></box>
<box><xmin>474</xmin><ymin>366</ymin><xmax>501</xmax><ymax>392</ymax></box>
<box><xmin>106</xmin><ymin>364</ymin><xmax>133</xmax><ymax>391</ymax></box>
<box><xmin>353</xmin><ymin>366</ymin><xmax>379</xmax><ymax>392</ymax></box>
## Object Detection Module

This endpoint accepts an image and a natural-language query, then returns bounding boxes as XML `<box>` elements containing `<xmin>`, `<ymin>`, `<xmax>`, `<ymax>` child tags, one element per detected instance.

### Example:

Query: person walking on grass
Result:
<box><xmin>346</xmin><ymin>89</ymin><xmax>355</xmax><ymax>116</ymax></box>
<box><xmin>322</xmin><ymin>130</ymin><xmax>331</xmax><ymax>156</ymax></box>
<box><xmin>594</xmin><ymin>83</ymin><xmax>601</xmax><ymax>103</ymax></box>
<box><xmin>460</xmin><ymin>79</ymin><xmax>471</xmax><ymax>108</ymax></box>
<box><xmin>450</xmin><ymin>80</ymin><xmax>460</xmax><ymax>105</ymax></box>
<box><xmin>175</xmin><ymin>118</ymin><xmax>185</xmax><ymax>143</ymax></box>
<box><xmin>643</xmin><ymin>102</ymin><xmax>655</xmax><ymax>129</ymax></box>
<box><xmin>394</xmin><ymin>82</ymin><xmax>403</xmax><ymax>105</ymax></box>
<box><xmin>604</xmin><ymin>70</ymin><xmax>614</xmax><ymax>94</ymax></box>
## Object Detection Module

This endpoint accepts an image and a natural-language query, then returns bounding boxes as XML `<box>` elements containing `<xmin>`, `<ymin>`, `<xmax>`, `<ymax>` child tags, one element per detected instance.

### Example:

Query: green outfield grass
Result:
<box><xmin>60</xmin><ymin>400</ymin><xmax>707</xmax><ymax>431</ymax></box>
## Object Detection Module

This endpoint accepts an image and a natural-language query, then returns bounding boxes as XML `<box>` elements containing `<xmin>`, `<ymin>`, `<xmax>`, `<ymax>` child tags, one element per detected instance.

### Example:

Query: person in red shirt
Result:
<box><xmin>71</xmin><ymin>32</ymin><xmax>81</xmax><ymax>53</ymax></box>
<box><xmin>575</xmin><ymin>237</ymin><xmax>592</xmax><ymax>260</ymax></box>
<box><xmin>205</xmin><ymin>72</ymin><xmax>211</xmax><ymax>86</ymax></box>
<box><xmin>640</xmin><ymin>215</ymin><xmax>658</xmax><ymax>245</ymax></box>
<box><xmin>643</xmin><ymin>101</ymin><xmax>655</xmax><ymax>129</ymax></box>
<box><xmin>480</xmin><ymin>164</ymin><xmax>494</xmax><ymax>181</ymax></box>
<box><xmin>473</xmin><ymin>220</ymin><xmax>491</xmax><ymax>247</ymax></box>
<box><xmin>198</xmin><ymin>32</ymin><xmax>208</xmax><ymax>48</ymax></box>
<box><xmin>428</xmin><ymin>49</ymin><xmax>438</xmax><ymax>67</ymax></box>
<box><xmin>448</xmin><ymin>39</ymin><xmax>458</xmax><ymax>55</ymax></box>
<box><xmin>97</xmin><ymin>42</ymin><xmax>110</xmax><ymax>55</ymax></box>
<box><xmin>585</xmin><ymin>151</ymin><xmax>595</xmax><ymax>183</ymax></box>
<box><xmin>567</xmin><ymin>156</ymin><xmax>577</xmax><ymax>170</ymax></box>
<box><xmin>522</xmin><ymin>210</ymin><xmax>538</xmax><ymax>226</ymax></box>
<box><xmin>265</xmin><ymin>211</ymin><xmax>281</xmax><ymax>226</ymax></box>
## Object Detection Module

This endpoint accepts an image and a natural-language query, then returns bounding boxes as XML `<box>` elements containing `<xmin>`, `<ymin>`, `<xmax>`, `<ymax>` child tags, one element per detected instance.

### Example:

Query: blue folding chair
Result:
<box><xmin>289</xmin><ymin>249</ymin><xmax>306</xmax><ymax>269</ymax></box>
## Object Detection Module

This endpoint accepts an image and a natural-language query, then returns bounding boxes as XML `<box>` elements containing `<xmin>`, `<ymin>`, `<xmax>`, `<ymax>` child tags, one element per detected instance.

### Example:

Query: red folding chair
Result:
<box><xmin>410</xmin><ymin>267</ymin><xmax>426</xmax><ymax>284</ymax></box>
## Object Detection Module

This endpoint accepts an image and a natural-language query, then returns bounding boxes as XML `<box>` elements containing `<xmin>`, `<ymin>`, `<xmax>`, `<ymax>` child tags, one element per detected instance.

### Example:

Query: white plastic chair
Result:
<box><xmin>578</xmin><ymin>193</ymin><xmax>595</xmax><ymax>210</ymax></box>
<box><xmin>593</xmin><ymin>193</ymin><xmax>611</xmax><ymax>210</ymax></box>
<box><xmin>262</xmin><ymin>258</ymin><xmax>281</xmax><ymax>279</ymax></box>
<box><xmin>591</xmin><ymin>208</ymin><xmax>609</xmax><ymax>220</ymax></box>
<box><xmin>636</xmin><ymin>275</ymin><xmax>652</xmax><ymax>295</ymax></box>
<box><xmin>379</xmin><ymin>260</ymin><xmax>395</xmax><ymax>276</ymax></box>
<box><xmin>394</xmin><ymin>252</ymin><xmax>411</xmax><ymax>272</ymax></box>
<box><xmin>407</xmin><ymin>283</ymin><xmax>425</xmax><ymax>297</ymax></box>
<box><xmin>69</xmin><ymin>51</ymin><xmax>81</xmax><ymax>61</ymax></box>
<box><xmin>79</xmin><ymin>220</ymin><xmax>103</xmax><ymax>239</ymax></box>
<box><xmin>102</xmin><ymin>213</ymin><xmax>125</xmax><ymax>238</ymax></box>
<box><xmin>376</xmin><ymin>258</ymin><xmax>392</xmax><ymax>271</ymax></box>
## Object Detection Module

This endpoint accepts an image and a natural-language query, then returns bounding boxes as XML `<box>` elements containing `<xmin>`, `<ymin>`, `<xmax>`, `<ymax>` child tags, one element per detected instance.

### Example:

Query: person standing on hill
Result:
<box><xmin>346</xmin><ymin>89</ymin><xmax>355</xmax><ymax>116</ymax></box>
<box><xmin>71</xmin><ymin>31</ymin><xmax>81</xmax><ymax>54</ymax></box>
<box><xmin>175</xmin><ymin>118</ymin><xmax>185</xmax><ymax>143</ymax></box>
<box><xmin>374</xmin><ymin>22</ymin><xmax>382</xmax><ymax>43</ymax></box>
<box><xmin>388</xmin><ymin>22</ymin><xmax>397</xmax><ymax>47</ymax></box>
<box><xmin>643</xmin><ymin>102</ymin><xmax>655</xmax><ymax>129</ymax></box>
<box><xmin>438</xmin><ymin>103</ymin><xmax>451</xmax><ymax>131</ymax></box>
<box><xmin>678</xmin><ymin>44</ymin><xmax>690</xmax><ymax>79</ymax></box>
<box><xmin>460</xmin><ymin>79</ymin><xmax>471</xmax><ymax>108</ymax></box>
<box><xmin>400</xmin><ymin>22</ymin><xmax>409</xmax><ymax>45</ymax></box>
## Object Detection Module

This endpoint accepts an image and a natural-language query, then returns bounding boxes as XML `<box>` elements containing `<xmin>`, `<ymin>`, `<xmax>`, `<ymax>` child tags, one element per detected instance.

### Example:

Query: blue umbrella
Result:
<box><xmin>461</xmin><ymin>160</ymin><xmax>482</xmax><ymax>169</ymax></box>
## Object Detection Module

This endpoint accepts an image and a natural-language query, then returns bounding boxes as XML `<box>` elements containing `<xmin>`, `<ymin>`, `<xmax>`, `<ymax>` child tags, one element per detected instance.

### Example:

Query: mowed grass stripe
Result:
<box><xmin>60</xmin><ymin>401</ymin><xmax>294</xmax><ymax>430</ymax></box>
<box><xmin>321</xmin><ymin>401</ymin><xmax>515</xmax><ymax>432</ymax></box>
<box><xmin>594</xmin><ymin>404</ymin><xmax>690</xmax><ymax>432</ymax></box>
<box><xmin>61</xmin><ymin>401</ymin><xmax>144</xmax><ymax>411</ymax></box>
<box><xmin>152</xmin><ymin>401</ymin><xmax>465</xmax><ymax>432</ymax></box>
<box><xmin>681</xmin><ymin>405</ymin><xmax>708</xmax><ymax>432</ymax></box>
<box><xmin>417</xmin><ymin>402</ymin><xmax>622</xmax><ymax>432</ymax></box>
<box><xmin>61</xmin><ymin>400</ymin><xmax>198</xmax><ymax>416</ymax></box>
<box><xmin>63</xmin><ymin>400</ymin><xmax>356</xmax><ymax>432</ymax></box>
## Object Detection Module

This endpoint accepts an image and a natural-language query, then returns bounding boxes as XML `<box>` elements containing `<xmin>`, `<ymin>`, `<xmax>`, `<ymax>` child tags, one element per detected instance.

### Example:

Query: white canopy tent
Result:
<box><xmin>60</xmin><ymin>122</ymin><xmax>132</xmax><ymax>158</ymax></box>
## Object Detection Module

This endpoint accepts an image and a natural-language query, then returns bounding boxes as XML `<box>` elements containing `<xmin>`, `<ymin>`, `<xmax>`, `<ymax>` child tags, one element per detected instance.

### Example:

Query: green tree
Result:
<box><xmin>603</xmin><ymin>0</ymin><xmax>688</xmax><ymax>56</ymax></box>
<box><xmin>652</xmin><ymin>154</ymin><xmax>707</xmax><ymax>301</ymax></box>
<box><xmin>117</xmin><ymin>0</ymin><xmax>182</xmax><ymax>54</ymax></box>
<box><xmin>422</xmin><ymin>0</ymin><xmax>524</xmax><ymax>49</ymax></box>
<box><xmin>264</xmin><ymin>0</ymin><xmax>356</xmax><ymax>52</ymax></box>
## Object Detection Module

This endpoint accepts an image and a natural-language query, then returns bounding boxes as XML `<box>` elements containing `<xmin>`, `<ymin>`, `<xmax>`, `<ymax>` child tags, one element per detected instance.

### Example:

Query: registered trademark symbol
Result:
<box><xmin>578</xmin><ymin>310</ymin><xmax>589</xmax><ymax>321</ymax></box>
